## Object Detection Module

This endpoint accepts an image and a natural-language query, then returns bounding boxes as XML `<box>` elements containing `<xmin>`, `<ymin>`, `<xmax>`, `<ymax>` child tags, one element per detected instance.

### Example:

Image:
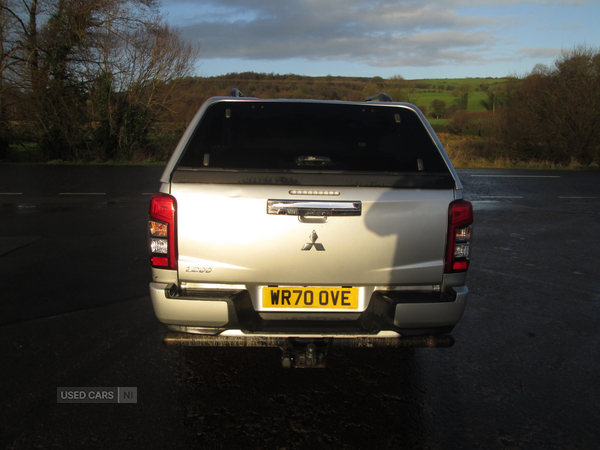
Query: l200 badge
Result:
<box><xmin>186</xmin><ymin>266</ymin><xmax>213</xmax><ymax>273</ymax></box>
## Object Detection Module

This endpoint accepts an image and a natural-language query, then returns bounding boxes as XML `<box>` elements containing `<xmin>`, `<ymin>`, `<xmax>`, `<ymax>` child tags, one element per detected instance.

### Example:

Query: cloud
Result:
<box><xmin>517</xmin><ymin>47</ymin><xmax>562</xmax><ymax>59</ymax></box>
<box><xmin>161</xmin><ymin>0</ymin><xmax>586</xmax><ymax>69</ymax></box>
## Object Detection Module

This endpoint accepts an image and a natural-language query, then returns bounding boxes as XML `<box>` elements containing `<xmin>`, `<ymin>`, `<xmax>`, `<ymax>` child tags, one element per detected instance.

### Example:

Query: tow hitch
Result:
<box><xmin>281</xmin><ymin>340</ymin><xmax>330</xmax><ymax>369</ymax></box>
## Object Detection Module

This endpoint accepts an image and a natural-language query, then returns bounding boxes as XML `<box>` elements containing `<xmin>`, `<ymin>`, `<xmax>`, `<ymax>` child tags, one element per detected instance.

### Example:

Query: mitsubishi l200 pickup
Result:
<box><xmin>149</xmin><ymin>90</ymin><xmax>473</xmax><ymax>368</ymax></box>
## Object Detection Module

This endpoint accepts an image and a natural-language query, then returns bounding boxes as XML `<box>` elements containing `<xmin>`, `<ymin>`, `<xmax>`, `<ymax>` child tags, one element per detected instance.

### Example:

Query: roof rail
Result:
<box><xmin>230</xmin><ymin>88</ymin><xmax>245</xmax><ymax>98</ymax></box>
<box><xmin>364</xmin><ymin>93</ymin><xmax>392</xmax><ymax>102</ymax></box>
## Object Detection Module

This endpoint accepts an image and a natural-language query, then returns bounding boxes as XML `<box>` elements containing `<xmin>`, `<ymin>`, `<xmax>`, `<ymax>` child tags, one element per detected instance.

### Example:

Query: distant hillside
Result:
<box><xmin>167</xmin><ymin>73</ymin><xmax>512</xmax><ymax>125</ymax></box>
<box><xmin>410</xmin><ymin>78</ymin><xmax>511</xmax><ymax>113</ymax></box>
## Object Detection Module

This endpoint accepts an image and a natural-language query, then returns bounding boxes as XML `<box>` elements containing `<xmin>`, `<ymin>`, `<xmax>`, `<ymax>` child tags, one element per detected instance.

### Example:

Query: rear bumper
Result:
<box><xmin>163</xmin><ymin>333</ymin><xmax>456</xmax><ymax>350</ymax></box>
<box><xmin>150</xmin><ymin>282</ymin><xmax>468</xmax><ymax>339</ymax></box>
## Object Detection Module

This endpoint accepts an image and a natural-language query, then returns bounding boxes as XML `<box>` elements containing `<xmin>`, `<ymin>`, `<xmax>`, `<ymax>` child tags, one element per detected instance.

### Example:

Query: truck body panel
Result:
<box><xmin>148</xmin><ymin>93</ymin><xmax>473</xmax><ymax>366</ymax></box>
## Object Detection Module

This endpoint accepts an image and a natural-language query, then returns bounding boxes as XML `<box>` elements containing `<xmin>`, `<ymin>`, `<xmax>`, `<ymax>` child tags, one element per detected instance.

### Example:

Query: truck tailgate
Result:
<box><xmin>172</xmin><ymin>183</ymin><xmax>454</xmax><ymax>286</ymax></box>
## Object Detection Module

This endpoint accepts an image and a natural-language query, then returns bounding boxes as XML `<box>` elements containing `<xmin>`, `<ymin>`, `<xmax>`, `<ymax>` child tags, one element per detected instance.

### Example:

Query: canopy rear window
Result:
<box><xmin>174</xmin><ymin>101</ymin><xmax>453</xmax><ymax>188</ymax></box>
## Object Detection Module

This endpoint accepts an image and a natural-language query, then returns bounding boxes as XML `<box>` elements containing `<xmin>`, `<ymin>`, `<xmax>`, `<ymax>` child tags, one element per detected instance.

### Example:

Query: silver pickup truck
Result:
<box><xmin>149</xmin><ymin>90</ymin><xmax>473</xmax><ymax>367</ymax></box>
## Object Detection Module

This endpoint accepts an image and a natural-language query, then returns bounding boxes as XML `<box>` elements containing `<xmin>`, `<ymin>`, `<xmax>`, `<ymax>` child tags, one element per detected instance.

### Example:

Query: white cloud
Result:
<box><xmin>517</xmin><ymin>47</ymin><xmax>562</xmax><ymax>59</ymax></box>
<box><xmin>160</xmin><ymin>0</ymin><xmax>595</xmax><ymax>74</ymax></box>
<box><xmin>169</xmin><ymin>0</ymin><xmax>498</xmax><ymax>66</ymax></box>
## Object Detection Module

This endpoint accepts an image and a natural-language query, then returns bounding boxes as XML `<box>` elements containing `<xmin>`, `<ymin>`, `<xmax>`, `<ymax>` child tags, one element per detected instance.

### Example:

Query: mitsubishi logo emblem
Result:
<box><xmin>302</xmin><ymin>230</ymin><xmax>325</xmax><ymax>251</ymax></box>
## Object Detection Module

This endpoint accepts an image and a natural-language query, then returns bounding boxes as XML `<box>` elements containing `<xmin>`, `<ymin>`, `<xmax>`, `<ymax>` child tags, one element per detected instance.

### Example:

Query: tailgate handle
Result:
<box><xmin>267</xmin><ymin>200</ymin><xmax>362</xmax><ymax>217</ymax></box>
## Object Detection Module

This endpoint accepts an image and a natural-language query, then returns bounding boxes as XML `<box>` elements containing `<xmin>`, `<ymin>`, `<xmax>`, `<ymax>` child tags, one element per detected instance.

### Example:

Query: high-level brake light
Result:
<box><xmin>445</xmin><ymin>200</ymin><xmax>473</xmax><ymax>273</ymax></box>
<box><xmin>149</xmin><ymin>193</ymin><xmax>177</xmax><ymax>270</ymax></box>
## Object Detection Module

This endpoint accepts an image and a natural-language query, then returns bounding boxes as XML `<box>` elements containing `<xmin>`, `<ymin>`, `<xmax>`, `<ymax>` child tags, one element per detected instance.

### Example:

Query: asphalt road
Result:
<box><xmin>0</xmin><ymin>165</ymin><xmax>599</xmax><ymax>449</ymax></box>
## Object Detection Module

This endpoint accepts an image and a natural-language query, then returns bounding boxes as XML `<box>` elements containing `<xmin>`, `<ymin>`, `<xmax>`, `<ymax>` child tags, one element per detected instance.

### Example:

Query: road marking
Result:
<box><xmin>475</xmin><ymin>268</ymin><xmax>600</xmax><ymax>301</ymax></box>
<box><xmin>59</xmin><ymin>192</ymin><xmax>106</xmax><ymax>195</ymax></box>
<box><xmin>481</xmin><ymin>196</ymin><xmax>523</xmax><ymax>199</ymax></box>
<box><xmin>470</xmin><ymin>201</ymin><xmax>500</xmax><ymax>211</ymax></box>
<box><xmin>0</xmin><ymin>193</ymin><xmax>22</xmax><ymax>195</ymax></box>
<box><xmin>558</xmin><ymin>196</ymin><xmax>597</xmax><ymax>199</ymax></box>
<box><xmin>470</xmin><ymin>175</ymin><xmax>560</xmax><ymax>178</ymax></box>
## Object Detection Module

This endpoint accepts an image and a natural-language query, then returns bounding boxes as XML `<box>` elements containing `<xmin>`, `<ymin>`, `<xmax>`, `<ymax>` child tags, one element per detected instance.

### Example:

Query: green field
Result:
<box><xmin>409</xmin><ymin>77</ymin><xmax>511</xmax><ymax>113</ymax></box>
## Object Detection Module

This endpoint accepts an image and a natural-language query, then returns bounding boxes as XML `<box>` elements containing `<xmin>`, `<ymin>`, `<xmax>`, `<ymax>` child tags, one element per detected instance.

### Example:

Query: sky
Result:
<box><xmin>159</xmin><ymin>0</ymin><xmax>600</xmax><ymax>79</ymax></box>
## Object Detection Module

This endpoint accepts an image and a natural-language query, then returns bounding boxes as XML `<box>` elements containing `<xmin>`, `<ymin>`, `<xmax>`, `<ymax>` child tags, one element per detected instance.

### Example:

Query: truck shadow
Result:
<box><xmin>175</xmin><ymin>346</ymin><xmax>429</xmax><ymax>449</ymax></box>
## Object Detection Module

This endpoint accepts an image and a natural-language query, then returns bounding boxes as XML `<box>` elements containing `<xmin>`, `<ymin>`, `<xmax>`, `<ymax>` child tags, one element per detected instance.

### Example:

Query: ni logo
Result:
<box><xmin>301</xmin><ymin>230</ymin><xmax>325</xmax><ymax>251</ymax></box>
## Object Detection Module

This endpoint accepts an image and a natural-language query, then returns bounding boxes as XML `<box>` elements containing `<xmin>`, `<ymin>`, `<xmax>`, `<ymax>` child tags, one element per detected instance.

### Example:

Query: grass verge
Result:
<box><xmin>438</xmin><ymin>134</ymin><xmax>599</xmax><ymax>170</ymax></box>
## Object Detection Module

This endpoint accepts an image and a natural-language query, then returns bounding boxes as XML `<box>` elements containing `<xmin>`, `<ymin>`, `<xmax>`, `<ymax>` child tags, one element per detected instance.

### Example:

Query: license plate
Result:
<box><xmin>262</xmin><ymin>287</ymin><xmax>358</xmax><ymax>309</ymax></box>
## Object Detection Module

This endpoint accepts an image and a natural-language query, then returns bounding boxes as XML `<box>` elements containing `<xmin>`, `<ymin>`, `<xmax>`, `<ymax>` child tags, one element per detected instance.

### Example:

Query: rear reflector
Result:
<box><xmin>452</xmin><ymin>261</ymin><xmax>469</xmax><ymax>271</ymax></box>
<box><xmin>151</xmin><ymin>256</ymin><xmax>169</xmax><ymax>267</ymax></box>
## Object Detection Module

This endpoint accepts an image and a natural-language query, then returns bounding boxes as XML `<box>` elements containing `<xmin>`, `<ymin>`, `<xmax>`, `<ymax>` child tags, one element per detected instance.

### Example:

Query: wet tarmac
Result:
<box><xmin>1</xmin><ymin>166</ymin><xmax>599</xmax><ymax>449</ymax></box>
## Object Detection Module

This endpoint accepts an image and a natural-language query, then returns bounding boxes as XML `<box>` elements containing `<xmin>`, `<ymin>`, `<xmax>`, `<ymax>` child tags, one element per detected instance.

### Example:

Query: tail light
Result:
<box><xmin>149</xmin><ymin>193</ymin><xmax>177</xmax><ymax>270</ymax></box>
<box><xmin>445</xmin><ymin>199</ymin><xmax>473</xmax><ymax>273</ymax></box>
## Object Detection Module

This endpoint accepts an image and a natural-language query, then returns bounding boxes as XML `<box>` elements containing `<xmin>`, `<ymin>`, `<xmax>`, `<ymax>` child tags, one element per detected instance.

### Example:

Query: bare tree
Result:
<box><xmin>499</xmin><ymin>45</ymin><xmax>600</xmax><ymax>165</ymax></box>
<box><xmin>1</xmin><ymin>0</ymin><xmax>200</xmax><ymax>161</ymax></box>
<box><xmin>0</xmin><ymin>0</ymin><xmax>28</xmax><ymax>158</ymax></box>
